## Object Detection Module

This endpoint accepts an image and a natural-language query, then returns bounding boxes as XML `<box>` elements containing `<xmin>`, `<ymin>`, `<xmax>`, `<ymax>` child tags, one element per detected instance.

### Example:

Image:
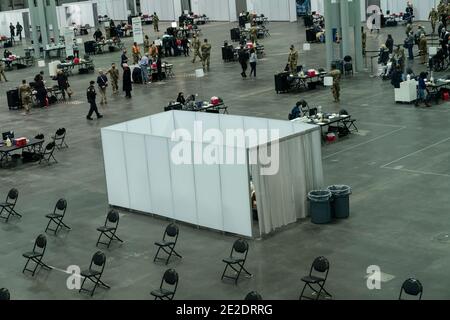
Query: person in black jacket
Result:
<box><xmin>156</xmin><ymin>56</ymin><xmax>163</xmax><ymax>81</ymax></box>
<box><xmin>34</xmin><ymin>74</ymin><xmax>47</xmax><ymax>108</ymax></box>
<box><xmin>56</xmin><ymin>70</ymin><xmax>71</xmax><ymax>100</ymax></box>
<box><xmin>385</xmin><ymin>34</ymin><xmax>394</xmax><ymax>54</ymax></box>
<box><xmin>391</xmin><ymin>65</ymin><xmax>403</xmax><ymax>89</ymax></box>
<box><xmin>86</xmin><ymin>80</ymin><xmax>103</xmax><ymax>120</ymax></box>
<box><xmin>238</xmin><ymin>45</ymin><xmax>249</xmax><ymax>78</ymax></box>
<box><xmin>121</xmin><ymin>49</ymin><xmax>128</xmax><ymax>69</ymax></box>
<box><xmin>176</xmin><ymin>92</ymin><xmax>186</xmax><ymax>104</ymax></box>
<box><xmin>122</xmin><ymin>65</ymin><xmax>132</xmax><ymax>98</ymax></box>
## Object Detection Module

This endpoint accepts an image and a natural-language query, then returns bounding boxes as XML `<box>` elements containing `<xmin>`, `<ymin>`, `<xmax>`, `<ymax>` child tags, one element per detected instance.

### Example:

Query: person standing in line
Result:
<box><xmin>201</xmin><ymin>38</ymin><xmax>211</xmax><ymax>72</ymax></box>
<box><xmin>238</xmin><ymin>45</ymin><xmax>249</xmax><ymax>78</ymax></box>
<box><xmin>153</xmin><ymin>12</ymin><xmax>160</xmax><ymax>32</ymax></box>
<box><xmin>86</xmin><ymin>81</ymin><xmax>103</xmax><ymax>120</ymax></box>
<box><xmin>107</xmin><ymin>63</ymin><xmax>120</xmax><ymax>94</ymax></box>
<box><xmin>419</xmin><ymin>34</ymin><xmax>428</xmax><ymax>64</ymax></box>
<box><xmin>191</xmin><ymin>35</ymin><xmax>202</xmax><ymax>63</ymax></box>
<box><xmin>288</xmin><ymin>45</ymin><xmax>299</xmax><ymax>73</ymax></box>
<box><xmin>121</xmin><ymin>49</ymin><xmax>129</xmax><ymax>69</ymax></box>
<box><xmin>97</xmin><ymin>70</ymin><xmax>108</xmax><ymax>105</ymax></box>
<box><xmin>16</xmin><ymin>22</ymin><xmax>23</xmax><ymax>41</ymax></box>
<box><xmin>156</xmin><ymin>55</ymin><xmax>163</xmax><ymax>81</ymax></box>
<box><xmin>9</xmin><ymin>23</ymin><xmax>15</xmax><ymax>40</ymax></box>
<box><xmin>122</xmin><ymin>64</ymin><xmax>132</xmax><ymax>98</ymax></box>
<box><xmin>249</xmin><ymin>48</ymin><xmax>257</xmax><ymax>77</ymax></box>
<box><xmin>329</xmin><ymin>63</ymin><xmax>341</xmax><ymax>103</ymax></box>
<box><xmin>182</xmin><ymin>36</ymin><xmax>190</xmax><ymax>57</ymax></box>
<box><xmin>19</xmin><ymin>79</ymin><xmax>32</xmax><ymax>115</ymax></box>
<box><xmin>416</xmin><ymin>72</ymin><xmax>431</xmax><ymax>107</ymax></box>
<box><xmin>0</xmin><ymin>60</ymin><xmax>7</xmax><ymax>82</ymax></box>
<box><xmin>144</xmin><ymin>35</ymin><xmax>151</xmax><ymax>54</ymax></box>
<box><xmin>139</xmin><ymin>53</ymin><xmax>150</xmax><ymax>84</ymax></box>
<box><xmin>132</xmin><ymin>42</ymin><xmax>141</xmax><ymax>65</ymax></box>
<box><xmin>405</xmin><ymin>31</ymin><xmax>415</xmax><ymax>60</ymax></box>
<box><xmin>385</xmin><ymin>34</ymin><xmax>394</xmax><ymax>54</ymax></box>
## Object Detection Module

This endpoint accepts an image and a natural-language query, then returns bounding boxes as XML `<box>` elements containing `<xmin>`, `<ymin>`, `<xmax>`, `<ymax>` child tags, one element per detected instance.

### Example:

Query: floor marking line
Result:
<box><xmin>381</xmin><ymin>167</ymin><xmax>450</xmax><ymax>178</ymax></box>
<box><xmin>323</xmin><ymin>127</ymin><xmax>406</xmax><ymax>160</ymax></box>
<box><xmin>380</xmin><ymin>137</ymin><xmax>450</xmax><ymax>168</ymax></box>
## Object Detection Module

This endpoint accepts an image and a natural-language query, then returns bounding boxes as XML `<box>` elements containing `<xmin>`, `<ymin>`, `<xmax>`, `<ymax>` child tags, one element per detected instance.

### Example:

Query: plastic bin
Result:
<box><xmin>308</xmin><ymin>190</ymin><xmax>332</xmax><ymax>224</ymax></box>
<box><xmin>327</xmin><ymin>185</ymin><xmax>352</xmax><ymax>219</ymax></box>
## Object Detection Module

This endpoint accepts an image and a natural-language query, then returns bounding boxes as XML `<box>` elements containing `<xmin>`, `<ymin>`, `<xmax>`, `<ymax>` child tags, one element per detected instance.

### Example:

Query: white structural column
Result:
<box><xmin>340</xmin><ymin>0</ymin><xmax>350</xmax><ymax>58</ymax></box>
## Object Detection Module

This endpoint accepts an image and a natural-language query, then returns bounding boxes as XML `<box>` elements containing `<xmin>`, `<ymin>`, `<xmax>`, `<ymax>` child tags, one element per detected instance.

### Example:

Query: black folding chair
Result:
<box><xmin>221</xmin><ymin>239</ymin><xmax>252</xmax><ymax>284</ymax></box>
<box><xmin>0</xmin><ymin>188</ymin><xmax>21</xmax><ymax>223</ymax></box>
<box><xmin>299</xmin><ymin>256</ymin><xmax>332</xmax><ymax>300</ymax></box>
<box><xmin>45</xmin><ymin>198</ymin><xmax>71</xmax><ymax>235</ymax></box>
<box><xmin>52</xmin><ymin>128</ymin><xmax>68</xmax><ymax>150</ymax></box>
<box><xmin>0</xmin><ymin>288</ymin><xmax>10</xmax><ymax>300</ymax></box>
<box><xmin>150</xmin><ymin>269</ymin><xmax>179</xmax><ymax>300</ymax></box>
<box><xmin>96</xmin><ymin>210</ymin><xmax>123</xmax><ymax>248</ymax></box>
<box><xmin>399</xmin><ymin>278</ymin><xmax>423</xmax><ymax>300</ymax></box>
<box><xmin>22</xmin><ymin>234</ymin><xmax>52</xmax><ymax>276</ymax></box>
<box><xmin>39</xmin><ymin>142</ymin><xmax>58</xmax><ymax>165</ymax></box>
<box><xmin>79</xmin><ymin>251</ymin><xmax>110</xmax><ymax>296</ymax></box>
<box><xmin>154</xmin><ymin>224</ymin><xmax>182</xmax><ymax>265</ymax></box>
<box><xmin>340</xmin><ymin>109</ymin><xmax>358</xmax><ymax>133</ymax></box>
<box><xmin>245</xmin><ymin>291</ymin><xmax>263</xmax><ymax>300</ymax></box>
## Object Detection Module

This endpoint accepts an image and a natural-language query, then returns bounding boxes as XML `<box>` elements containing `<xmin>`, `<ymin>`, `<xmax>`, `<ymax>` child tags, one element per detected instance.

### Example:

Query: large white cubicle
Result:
<box><xmin>101</xmin><ymin>111</ymin><xmax>323</xmax><ymax>238</ymax></box>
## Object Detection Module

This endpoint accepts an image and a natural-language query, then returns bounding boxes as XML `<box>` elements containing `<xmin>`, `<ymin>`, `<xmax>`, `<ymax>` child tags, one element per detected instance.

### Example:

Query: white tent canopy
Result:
<box><xmin>101</xmin><ymin>111</ymin><xmax>324</xmax><ymax>238</ymax></box>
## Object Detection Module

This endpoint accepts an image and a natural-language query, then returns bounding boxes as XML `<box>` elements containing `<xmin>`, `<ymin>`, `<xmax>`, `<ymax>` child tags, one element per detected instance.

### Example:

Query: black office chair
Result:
<box><xmin>299</xmin><ymin>256</ymin><xmax>332</xmax><ymax>300</ymax></box>
<box><xmin>399</xmin><ymin>278</ymin><xmax>423</xmax><ymax>300</ymax></box>
<box><xmin>221</xmin><ymin>239</ymin><xmax>252</xmax><ymax>284</ymax></box>
<box><xmin>0</xmin><ymin>188</ymin><xmax>21</xmax><ymax>223</ymax></box>
<box><xmin>150</xmin><ymin>269</ymin><xmax>179</xmax><ymax>300</ymax></box>
<box><xmin>79</xmin><ymin>251</ymin><xmax>110</xmax><ymax>296</ymax></box>
<box><xmin>0</xmin><ymin>288</ymin><xmax>10</xmax><ymax>300</ymax></box>
<box><xmin>245</xmin><ymin>291</ymin><xmax>263</xmax><ymax>300</ymax></box>
<box><xmin>45</xmin><ymin>198</ymin><xmax>71</xmax><ymax>235</ymax></box>
<box><xmin>343</xmin><ymin>55</ymin><xmax>353</xmax><ymax>76</ymax></box>
<box><xmin>154</xmin><ymin>224</ymin><xmax>182</xmax><ymax>265</ymax></box>
<box><xmin>39</xmin><ymin>142</ymin><xmax>57</xmax><ymax>165</ymax></box>
<box><xmin>96</xmin><ymin>210</ymin><xmax>123</xmax><ymax>248</ymax></box>
<box><xmin>22</xmin><ymin>234</ymin><xmax>51</xmax><ymax>276</ymax></box>
<box><xmin>52</xmin><ymin>128</ymin><xmax>68</xmax><ymax>150</ymax></box>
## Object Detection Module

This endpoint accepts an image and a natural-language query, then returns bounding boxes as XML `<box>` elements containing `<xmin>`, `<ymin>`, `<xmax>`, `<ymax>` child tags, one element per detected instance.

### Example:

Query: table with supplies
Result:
<box><xmin>1</xmin><ymin>55</ymin><xmax>30</xmax><ymax>70</ymax></box>
<box><xmin>44</xmin><ymin>44</ymin><xmax>66</xmax><ymax>59</ymax></box>
<box><xmin>0</xmin><ymin>137</ymin><xmax>44</xmax><ymax>167</ymax></box>
<box><xmin>165</xmin><ymin>96</ymin><xmax>229</xmax><ymax>114</ymax></box>
<box><xmin>94</xmin><ymin>39</ymin><xmax>125</xmax><ymax>54</ymax></box>
<box><xmin>292</xmin><ymin>111</ymin><xmax>358</xmax><ymax>143</ymax></box>
<box><xmin>275</xmin><ymin>70</ymin><xmax>327</xmax><ymax>93</ymax></box>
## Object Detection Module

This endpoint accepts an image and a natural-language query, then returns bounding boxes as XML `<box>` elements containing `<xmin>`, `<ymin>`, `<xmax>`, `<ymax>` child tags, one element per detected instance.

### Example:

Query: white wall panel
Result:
<box><xmin>101</xmin><ymin>129</ymin><xmax>130</xmax><ymax>208</ymax></box>
<box><xmin>220</xmin><ymin>153</ymin><xmax>252</xmax><ymax>237</ymax></box>
<box><xmin>146</xmin><ymin>136</ymin><xmax>174</xmax><ymax>217</ymax></box>
<box><xmin>174</xmin><ymin>110</ymin><xmax>197</xmax><ymax>140</ymax></box>
<box><xmin>247</xmin><ymin>0</ymin><xmax>293</xmax><ymax>21</ymax></box>
<box><xmin>150</xmin><ymin>111</ymin><xmax>175</xmax><ymax>138</ymax></box>
<box><xmin>123</xmin><ymin>133</ymin><xmax>152</xmax><ymax>213</ymax></box>
<box><xmin>140</xmin><ymin>0</ymin><xmax>177</xmax><ymax>21</ymax></box>
<box><xmin>169</xmin><ymin>141</ymin><xmax>197</xmax><ymax>224</ymax></box>
<box><xmin>95</xmin><ymin>0</ymin><xmax>128</xmax><ymax>21</ymax></box>
<box><xmin>57</xmin><ymin>2</ymin><xmax>96</xmax><ymax>28</ymax></box>
<box><xmin>193</xmin><ymin>146</ymin><xmax>223</xmax><ymax>231</ymax></box>
<box><xmin>0</xmin><ymin>9</ymin><xmax>27</xmax><ymax>38</ymax></box>
<box><xmin>126</xmin><ymin>117</ymin><xmax>151</xmax><ymax>135</ymax></box>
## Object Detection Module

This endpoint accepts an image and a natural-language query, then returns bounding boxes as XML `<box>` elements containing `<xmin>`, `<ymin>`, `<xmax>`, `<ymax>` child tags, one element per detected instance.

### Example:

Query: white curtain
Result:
<box><xmin>0</xmin><ymin>9</ymin><xmax>27</xmax><ymax>37</ymax></box>
<box><xmin>57</xmin><ymin>3</ymin><xmax>96</xmax><ymax>29</ymax></box>
<box><xmin>251</xmin><ymin>129</ymin><xmax>324</xmax><ymax>236</ymax></box>
<box><xmin>95</xmin><ymin>0</ymin><xmax>128</xmax><ymax>21</ymax></box>
<box><xmin>191</xmin><ymin>0</ymin><xmax>231</xmax><ymax>21</ymax></box>
<box><xmin>381</xmin><ymin>0</ymin><xmax>438</xmax><ymax>21</ymax></box>
<box><xmin>246</xmin><ymin>0</ymin><xmax>294</xmax><ymax>21</ymax></box>
<box><xmin>140</xmin><ymin>0</ymin><xmax>177</xmax><ymax>21</ymax></box>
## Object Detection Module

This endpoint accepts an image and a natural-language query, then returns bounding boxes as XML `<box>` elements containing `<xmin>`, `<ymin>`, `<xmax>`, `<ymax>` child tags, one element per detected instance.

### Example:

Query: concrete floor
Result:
<box><xmin>0</xmin><ymin>19</ymin><xmax>449</xmax><ymax>300</ymax></box>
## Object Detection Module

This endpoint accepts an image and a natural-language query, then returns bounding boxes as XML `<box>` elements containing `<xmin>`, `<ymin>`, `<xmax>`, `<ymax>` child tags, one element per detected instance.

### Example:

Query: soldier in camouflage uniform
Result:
<box><xmin>106</xmin><ymin>63</ymin><xmax>120</xmax><ymax>94</ymax></box>
<box><xmin>192</xmin><ymin>35</ymin><xmax>202</xmax><ymax>63</ymax></box>
<box><xmin>329</xmin><ymin>64</ymin><xmax>341</xmax><ymax>103</ymax></box>
<box><xmin>201</xmin><ymin>39</ymin><xmax>211</xmax><ymax>72</ymax></box>
<box><xmin>429</xmin><ymin>7</ymin><xmax>439</xmax><ymax>34</ymax></box>
<box><xmin>288</xmin><ymin>45</ymin><xmax>298</xmax><ymax>73</ymax></box>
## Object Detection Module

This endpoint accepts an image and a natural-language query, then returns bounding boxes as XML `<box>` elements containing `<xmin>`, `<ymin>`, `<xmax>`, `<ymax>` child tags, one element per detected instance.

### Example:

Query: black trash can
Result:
<box><xmin>308</xmin><ymin>190</ymin><xmax>332</xmax><ymax>224</ymax></box>
<box><xmin>327</xmin><ymin>185</ymin><xmax>352</xmax><ymax>219</ymax></box>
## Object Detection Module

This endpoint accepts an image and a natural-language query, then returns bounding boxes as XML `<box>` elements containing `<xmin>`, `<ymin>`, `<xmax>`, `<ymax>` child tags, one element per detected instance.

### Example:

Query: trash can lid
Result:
<box><xmin>327</xmin><ymin>185</ymin><xmax>352</xmax><ymax>196</ymax></box>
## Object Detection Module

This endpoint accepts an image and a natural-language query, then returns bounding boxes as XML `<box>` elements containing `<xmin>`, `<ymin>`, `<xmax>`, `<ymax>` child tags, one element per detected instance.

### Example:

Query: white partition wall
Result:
<box><xmin>381</xmin><ymin>0</ymin><xmax>437</xmax><ymax>21</ymax></box>
<box><xmin>140</xmin><ymin>0</ymin><xmax>178</xmax><ymax>21</ymax></box>
<box><xmin>101</xmin><ymin>111</ymin><xmax>323</xmax><ymax>237</ymax></box>
<box><xmin>247</xmin><ymin>0</ymin><xmax>297</xmax><ymax>21</ymax></box>
<box><xmin>95</xmin><ymin>0</ymin><xmax>128</xmax><ymax>21</ymax></box>
<box><xmin>0</xmin><ymin>9</ymin><xmax>27</xmax><ymax>37</ymax></box>
<box><xmin>56</xmin><ymin>2</ymin><xmax>96</xmax><ymax>28</ymax></box>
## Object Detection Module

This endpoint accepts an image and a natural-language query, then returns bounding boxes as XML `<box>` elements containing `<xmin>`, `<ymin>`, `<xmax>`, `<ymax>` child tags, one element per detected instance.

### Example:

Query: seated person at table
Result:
<box><xmin>93</xmin><ymin>28</ymin><xmax>104</xmax><ymax>42</ymax></box>
<box><xmin>314</xmin><ymin>24</ymin><xmax>325</xmax><ymax>43</ymax></box>
<box><xmin>177</xmin><ymin>92</ymin><xmax>186</xmax><ymax>104</ymax></box>
<box><xmin>4</xmin><ymin>49</ymin><xmax>12</xmax><ymax>59</ymax></box>
<box><xmin>288</xmin><ymin>100</ymin><xmax>308</xmax><ymax>120</ymax></box>
<box><xmin>116</xmin><ymin>24</ymin><xmax>124</xmax><ymax>37</ymax></box>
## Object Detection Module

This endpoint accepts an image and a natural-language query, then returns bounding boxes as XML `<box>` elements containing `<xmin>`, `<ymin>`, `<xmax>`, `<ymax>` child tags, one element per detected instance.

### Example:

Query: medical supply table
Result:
<box><xmin>0</xmin><ymin>138</ymin><xmax>44</xmax><ymax>167</ymax></box>
<box><xmin>290</xmin><ymin>72</ymin><xmax>327</xmax><ymax>92</ymax></box>
<box><xmin>292</xmin><ymin>114</ymin><xmax>358</xmax><ymax>142</ymax></box>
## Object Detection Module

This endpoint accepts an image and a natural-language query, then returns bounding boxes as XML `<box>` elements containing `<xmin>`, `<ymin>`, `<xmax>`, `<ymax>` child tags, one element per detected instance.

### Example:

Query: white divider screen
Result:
<box><xmin>246</xmin><ymin>0</ymin><xmax>296</xmax><ymax>21</ymax></box>
<box><xmin>56</xmin><ymin>2</ymin><xmax>96</xmax><ymax>28</ymax></box>
<box><xmin>191</xmin><ymin>0</ymin><xmax>232</xmax><ymax>21</ymax></box>
<box><xmin>381</xmin><ymin>0</ymin><xmax>437</xmax><ymax>21</ymax></box>
<box><xmin>95</xmin><ymin>0</ymin><xmax>128</xmax><ymax>21</ymax></box>
<box><xmin>0</xmin><ymin>9</ymin><xmax>27</xmax><ymax>37</ymax></box>
<box><xmin>140</xmin><ymin>0</ymin><xmax>177</xmax><ymax>21</ymax></box>
<box><xmin>101</xmin><ymin>111</ymin><xmax>322</xmax><ymax>238</ymax></box>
